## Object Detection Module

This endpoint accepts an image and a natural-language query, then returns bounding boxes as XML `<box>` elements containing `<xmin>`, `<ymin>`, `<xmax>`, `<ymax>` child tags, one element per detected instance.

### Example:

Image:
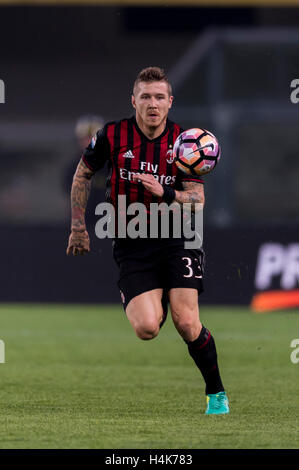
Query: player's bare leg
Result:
<box><xmin>126</xmin><ymin>288</ymin><xmax>164</xmax><ymax>340</ymax></box>
<box><xmin>169</xmin><ymin>287</ymin><xmax>229</xmax><ymax>414</ymax></box>
<box><xmin>168</xmin><ymin>288</ymin><xmax>202</xmax><ymax>341</ymax></box>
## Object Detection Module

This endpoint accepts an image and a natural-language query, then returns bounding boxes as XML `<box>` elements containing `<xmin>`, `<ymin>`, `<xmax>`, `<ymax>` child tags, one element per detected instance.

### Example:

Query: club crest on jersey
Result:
<box><xmin>122</xmin><ymin>150</ymin><xmax>135</xmax><ymax>159</ymax></box>
<box><xmin>166</xmin><ymin>148</ymin><xmax>174</xmax><ymax>164</ymax></box>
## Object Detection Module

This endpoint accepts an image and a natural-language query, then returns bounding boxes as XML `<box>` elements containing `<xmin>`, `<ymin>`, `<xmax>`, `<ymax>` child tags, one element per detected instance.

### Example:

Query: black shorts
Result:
<box><xmin>112</xmin><ymin>238</ymin><xmax>205</xmax><ymax>310</ymax></box>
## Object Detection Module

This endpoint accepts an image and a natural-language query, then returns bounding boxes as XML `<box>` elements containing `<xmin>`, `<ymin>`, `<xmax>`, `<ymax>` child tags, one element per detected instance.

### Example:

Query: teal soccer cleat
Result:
<box><xmin>205</xmin><ymin>391</ymin><xmax>229</xmax><ymax>415</ymax></box>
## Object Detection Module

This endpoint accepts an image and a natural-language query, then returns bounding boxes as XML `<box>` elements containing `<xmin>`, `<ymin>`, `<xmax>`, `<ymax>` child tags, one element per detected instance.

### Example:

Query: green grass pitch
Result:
<box><xmin>0</xmin><ymin>303</ymin><xmax>298</xmax><ymax>449</ymax></box>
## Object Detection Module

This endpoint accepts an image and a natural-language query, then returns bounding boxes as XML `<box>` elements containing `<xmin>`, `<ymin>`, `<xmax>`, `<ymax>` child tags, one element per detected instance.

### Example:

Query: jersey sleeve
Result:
<box><xmin>82</xmin><ymin>124</ymin><xmax>110</xmax><ymax>172</ymax></box>
<box><xmin>175</xmin><ymin>168</ymin><xmax>204</xmax><ymax>187</ymax></box>
<box><xmin>180</xmin><ymin>174</ymin><xmax>204</xmax><ymax>184</ymax></box>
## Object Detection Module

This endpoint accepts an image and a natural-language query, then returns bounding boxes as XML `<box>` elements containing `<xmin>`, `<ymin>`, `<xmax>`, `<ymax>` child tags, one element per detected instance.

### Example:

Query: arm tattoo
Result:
<box><xmin>174</xmin><ymin>181</ymin><xmax>205</xmax><ymax>211</ymax></box>
<box><xmin>70</xmin><ymin>159</ymin><xmax>95</xmax><ymax>231</ymax></box>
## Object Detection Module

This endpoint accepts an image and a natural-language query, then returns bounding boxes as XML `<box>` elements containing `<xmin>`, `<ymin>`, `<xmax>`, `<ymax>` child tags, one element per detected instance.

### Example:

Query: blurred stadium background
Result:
<box><xmin>1</xmin><ymin>0</ymin><xmax>299</xmax><ymax>452</ymax></box>
<box><xmin>1</xmin><ymin>0</ymin><xmax>299</xmax><ymax>310</ymax></box>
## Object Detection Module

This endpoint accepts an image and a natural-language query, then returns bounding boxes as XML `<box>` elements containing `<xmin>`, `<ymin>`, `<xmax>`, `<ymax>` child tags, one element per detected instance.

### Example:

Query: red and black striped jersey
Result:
<box><xmin>82</xmin><ymin>116</ymin><xmax>204</xmax><ymax>214</ymax></box>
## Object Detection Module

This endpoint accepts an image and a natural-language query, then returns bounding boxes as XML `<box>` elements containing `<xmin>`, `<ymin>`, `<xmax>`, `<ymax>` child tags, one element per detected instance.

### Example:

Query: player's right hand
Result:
<box><xmin>66</xmin><ymin>229</ymin><xmax>90</xmax><ymax>256</ymax></box>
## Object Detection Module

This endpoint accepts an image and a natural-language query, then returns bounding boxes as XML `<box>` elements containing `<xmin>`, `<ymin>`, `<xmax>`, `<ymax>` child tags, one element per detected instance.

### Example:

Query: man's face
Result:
<box><xmin>132</xmin><ymin>81</ymin><xmax>173</xmax><ymax>130</ymax></box>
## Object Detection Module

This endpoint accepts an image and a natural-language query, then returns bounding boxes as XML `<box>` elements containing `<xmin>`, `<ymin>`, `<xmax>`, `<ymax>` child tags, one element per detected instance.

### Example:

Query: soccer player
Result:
<box><xmin>66</xmin><ymin>67</ymin><xmax>229</xmax><ymax>415</ymax></box>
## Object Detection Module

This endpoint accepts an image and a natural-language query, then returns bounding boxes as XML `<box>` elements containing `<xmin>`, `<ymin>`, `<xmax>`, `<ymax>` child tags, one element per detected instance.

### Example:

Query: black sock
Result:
<box><xmin>186</xmin><ymin>326</ymin><xmax>225</xmax><ymax>395</ymax></box>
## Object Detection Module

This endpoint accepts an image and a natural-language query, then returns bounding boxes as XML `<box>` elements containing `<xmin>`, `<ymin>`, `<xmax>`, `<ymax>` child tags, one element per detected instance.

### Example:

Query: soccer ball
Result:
<box><xmin>173</xmin><ymin>128</ymin><xmax>220</xmax><ymax>176</ymax></box>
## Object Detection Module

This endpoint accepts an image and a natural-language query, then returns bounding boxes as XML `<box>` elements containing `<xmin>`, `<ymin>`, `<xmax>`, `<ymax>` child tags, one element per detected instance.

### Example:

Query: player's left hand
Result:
<box><xmin>133</xmin><ymin>173</ymin><xmax>164</xmax><ymax>197</ymax></box>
